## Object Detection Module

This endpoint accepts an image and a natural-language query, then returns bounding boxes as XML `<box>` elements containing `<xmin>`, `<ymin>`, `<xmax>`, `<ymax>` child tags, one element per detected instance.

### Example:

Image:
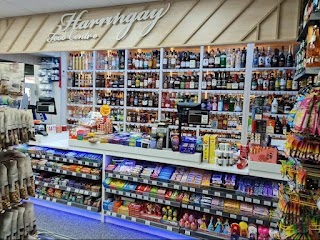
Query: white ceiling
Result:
<box><xmin>0</xmin><ymin>0</ymin><xmax>159</xmax><ymax>18</ymax></box>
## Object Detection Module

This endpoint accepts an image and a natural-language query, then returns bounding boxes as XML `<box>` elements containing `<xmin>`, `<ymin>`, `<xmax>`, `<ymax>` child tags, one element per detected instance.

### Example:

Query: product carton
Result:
<box><xmin>209</xmin><ymin>135</ymin><xmax>217</xmax><ymax>164</ymax></box>
<box><xmin>202</xmin><ymin>134</ymin><xmax>210</xmax><ymax>163</ymax></box>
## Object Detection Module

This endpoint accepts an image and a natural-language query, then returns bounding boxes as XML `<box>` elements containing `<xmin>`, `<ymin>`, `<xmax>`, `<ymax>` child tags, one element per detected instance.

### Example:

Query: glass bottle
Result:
<box><xmin>279</xmin><ymin>46</ymin><xmax>286</xmax><ymax>67</ymax></box>
<box><xmin>220</xmin><ymin>49</ymin><xmax>227</xmax><ymax>68</ymax></box>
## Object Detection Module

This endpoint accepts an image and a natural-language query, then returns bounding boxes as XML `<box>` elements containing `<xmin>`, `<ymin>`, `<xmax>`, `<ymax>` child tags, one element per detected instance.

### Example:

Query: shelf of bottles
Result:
<box><xmin>248</xmin><ymin>44</ymin><xmax>298</xmax><ymax>141</ymax></box>
<box><xmin>64</xmin><ymin>42</ymin><xmax>301</xmax><ymax>141</ymax></box>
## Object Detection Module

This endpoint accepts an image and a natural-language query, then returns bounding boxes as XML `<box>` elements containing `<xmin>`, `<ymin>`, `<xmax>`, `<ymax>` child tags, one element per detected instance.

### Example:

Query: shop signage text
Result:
<box><xmin>47</xmin><ymin>3</ymin><xmax>171</xmax><ymax>43</ymax></box>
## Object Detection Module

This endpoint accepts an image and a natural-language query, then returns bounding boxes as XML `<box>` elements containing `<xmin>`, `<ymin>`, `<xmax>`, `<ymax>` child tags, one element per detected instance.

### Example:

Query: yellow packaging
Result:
<box><xmin>202</xmin><ymin>134</ymin><xmax>210</xmax><ymax>163</ymax></box>
<box><xmin>209</xmin><ymin>135</ymin><xmax>217</xmax><ymax>164</ymax></box>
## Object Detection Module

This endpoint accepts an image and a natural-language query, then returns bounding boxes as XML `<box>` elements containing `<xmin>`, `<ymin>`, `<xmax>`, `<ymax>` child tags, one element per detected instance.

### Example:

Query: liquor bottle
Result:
<box><xmin>185</xmin><ymin>76</ymin><xmax>190</xmax><ymax>89</ymax></box>
<box><xmin>218</xmin><ymin>96</ymin><xmax>224</xmax><ymax>111</ymax></box>
<box><xmin>212</xmin><ymin>96</ymin><xmax>218</xmax><ymax>111</ymax></box>
<box><xmin>235</xmin><ymin>48</ymin><xmax>241</xmax><ymax>68</ymax></box>
<box><xmin>274</xmin><ymin>117</ymin><xmax>282</xmax><ymax>134</ymax></box>
<box><xmin>190</xmin><ymin>52</ymin><xmax>196</xmax><ymax>69</ymax></box>
<box><xmin>240</xmin><ymin>47</ymin><xmax>246</xmax><ymax>68</ymax></box>
<box><xmin>251</xmin><ymin>73</ymin><xmax>258</xmax><ymax>90</ymax></box>
<box><xmin>212</xmin><ymin>73</ymin><xmax>217</xmax><ymax>90</ymax></box>
<box><xmin>269</xmin><ymin>72</ymin><xmax>275</xmax><ymax>91</ymax></box>
<box><xmin>203</xmin><ymin>51</ymin><xmax>209</xmax><ymax>68</ymax></box>
<box><xmin>206</xmin><ymin>74</ymin><xmax>212</xmax><ymax>90</ymax></box>
<box><xmin>258</xmin><ymin>47</ymin><xmax>265</xmax><ymax>67</ymax></box>
<box><xmin>263</xmin><ymin>72</ymin><xmax>269</xmax><ymax>91</ymax></box>
<box><xmin>271</xmin><ymin>98</ymin><xmax>278</xmax><ymax>114</ymax></box>
<box><xmin>220</xmin><ymin>49</ymin><xmax>227</xmax><ymax>68</ymax></box>
<box><xmin>212</xmin><ymin>115</ymin><xmax>218</xmax><ymax>129</ymax></box>
<box><xmin>226</xmin><ymin>73</ymin><xmax>232</xmax><ymax>90</ymax></box>
<box><xmin>226</xmin><ymin>48</ymin><xmax>232</xmax><ymax>68</ymax></box>
<box><xmin>216</xmin><ymin>72</ymin><xmax>222</xmax><ymax>89</ymax></box>
<box><xmin>209</xmin><ymin>50</ymin><xmax>215</xmax><ymax>68</ymax></box>
<box><xmin>215</xmin><ymin>49</ymin><xmax>221</xmax><ymax>68</ymax></box>
<box><xmin>271</xmin><ymin>48</ymin><xmax>280</xmax><ymax>67</ymax></box>
<box><xmin>190</xmin><ymin>75</ymin><xmax>195</xmax><ymax>89</ymax></box>
<box><xmin>229</xmin><ymin>96</ymin><xmax>235</xmax><ymax>112</ymax></box>
<box><xmin>253</xmin><ymin>47</ymin><xmax>259</xmax><ymax>67</ymax></box>
<box><xmin>292</xmin><ymin>75</ymin><xmax>299</xmax><ymax>90</ymax></box>
<box><xmin>286</xmin><ymin>45</ymin><xmax>294</xmax><ymax>67</ymax></box>
<box><xmin>275</xmin><ymin>71</ymin><xmax>281</xmax><ymax>91</ymax></box>
<box><xmin>120</xmin><ymin>50</ymin><xmax>125</xmax><ymax>69</ymax></box>
<box><xmin>239</xmin><ymin>74</ymin><xmax>245</xmax><ymax>90</ymax></box>
<box><xmin>221</xmin><ymin>72</ymin><xmax>227</xmax><ymax>89</ymax></box>
<box><xmin>232</xmin><ymin>74</ymin><xmax>239</xmax><ymax>89</ymax></box>
<box><xmin>174</xmin><ymin>77</ymin><xmax>180</xmax><ymax>89</ymax></box>
<box><xmin>163</xmin><ymin>51</ymin><xmax>168</xmax><ymax>69</ymax></box>
<box><xmin>231</xmin><ymin>49</ymin><xmax>236</xmax><ymax>68</ymax></box>
<box><xmin>280</xmin><ymin>71</ymin><xmax>286</xmax><ymax>91</ymax></box>
<box><xmin>202</xmin><ymin>74</ymin><xmax>207</xmax><ymax>90</ymax></box>
<box><xmin>265</xmin><ymin>47</ymin><xmax>272</xmax><ymax>67</ymax></box>
<box><xmin>257</xmin><ymin>73</ymin><xmax>263</xmax><ymax>90</ymax></box>
<box><xmin>279</xmin><ymin>46</ymin><xmax>286</xmax><ymax>67</ymax></box>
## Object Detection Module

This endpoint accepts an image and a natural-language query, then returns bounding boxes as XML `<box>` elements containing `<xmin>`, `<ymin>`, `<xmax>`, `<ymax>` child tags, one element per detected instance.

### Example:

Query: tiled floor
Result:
<box><xmin>34</xmin><ymin>205</ymin><xmax>164</xmax><ymax>239</ymax></box>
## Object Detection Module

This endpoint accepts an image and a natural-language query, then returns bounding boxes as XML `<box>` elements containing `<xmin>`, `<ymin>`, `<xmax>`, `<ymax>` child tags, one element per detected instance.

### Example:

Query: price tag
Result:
<box><xmin>131</xmin><ymin>194</ymin><xmax>137</xmax><ymax>198</ymax></box>
<box><xmin>165</xmin><ymin>200</ymin><xmax>170</xmax><ymax>205</ymax></box>
<box><xmin>182</xmin><ymin>204</ymin><xmax>187</xmax><ymax>208</ymax></box>
<box><xmin>271</xmin><ymin>222</ymin><xmax>277</xmax><ymax>228</ymax></box>
<box><xmin>62</xmin><ymin>170</ymin><xmax>67</xmax><ymax>174</ymax></box>
<box><xmin>52</xmin><ymin>198</ymin><xmax>57</xmax><ymax>202</ymax></box>
<box><xmin>36</xmin><ymin>154</ymin><xmax>40</xmax><ymax>158</ymax></box>
<box><xmin>39</xmin><ymin>195</ymin><xmax>44</xmax><ymax>199</ymax></box>
<box><xmin>185</xmin><ymin>230</ymin><xmax>191</xmax><ymax>236</ymax></box>
<box><xmin>44</xmin><ymin>183</ymin><xmax>48</xmax><ymax>187</ymax></box>
<box><xmin>182</xmin><ymin>186</ymin><xmax>188</xmax><ymax>191</ymax></box>
<box><xmin>120</xmin><ymin>215</ymin><xmax>126</xmax><ymax>219</ymax></box>
<box><xmin>116</xmin><ymin>174</ymin><xmax>120</xmax><ymax>179</ymax></box>
<box><xmin>67</xmin><ymin>202</ymin><xmax>72</xmax><ymax>206</ymax></box>
<box><xmin>87</xmin><ymin>206</ymin><xmax>92</xmax><ymax>211</ymax></box>
<box><xmin>226</xmin><ymin>194</ymin><xmax>232</xmax><ymax>199</ymax></box>
<box><xmin>253</xmin><ymin>199</ymin><xmax>260</xmax><ymax>204</ymax></box>
<box><xmin>230</xmin><ymin>214</ymin><xmax>236</xmax><ymax>219</ymax></box>
<box><xmin>195</xmin><ymin>207</ymin><xmax>200</xmax><ymax>211</ymax></box>
<box><xmin>133</xmin><ymin>177</ymin><xmax>138</xmax><ymax>182</ymax></box>
<box><xmin>55</xmin><ymin>157</ymin><xmax>60</xmax><ymax>161</ymax></box>
<box><xmin>264</xmin><ymin>201</ymin><xmax>271</xmax><ymax>206</ymax></box>
<box><xmin>112</xmin><ymin>212</ymin><xmax>117</xmax><ymax>217</ymax></box>
<box><xmin>125</xmin><ymin>192</ymin><xmax>130</xmax><ymax>197</ymax></box>
<box><xmin>79</xmin><ymin>190</ymin><xmax>84</xmax><ymax>194</ymax></box>
<box><xmin>167</xmin><ymin>226</ymin><xmax>173</xmax><ymax>231</ymax></box>
<box><xmin>69</xmin><ymin>159</ymin><xmax>73</xmax><ymax>163</ymax></box>
<box><xmin>48</xmin><ymin>167</ymin><xmax>53</xmax><ymax>172</ymax></box>
<box><xmin>145</xmin><ymin>220</ymin><xmax>151</xmax><ymax>226</ymax></box>
<box><xmin>131</xmin><ymin>217</ymin><xmax>136</xmax><ymax>222</ymax></box>
<box><xmin>150</xmin><ymin>197</ymin><xmax>155</xmax><ymax>202</ymax></box>
<box><xmin>62</xmin><ymin>158</ymin><xmax>67</xmax><ymax>162</ymax></box>
<box><xmin>239</xmin><ymin>216</ymin><xmax>247</xmax><ymax>222</ymax></box>
<box><xmin>216</xmin><ymin>211</ymin><xmax>222</xmax><ymax>216</ymax></box>
<box><xmin>40</xmin><ymin>167</ymin><xmax>45</xmax><ymax>170</ymax></box>
<box><xmin>66</xmin><ymin>187</ymin><xmax>71</xmax><ymax>191</ymax></box>
<box><xmin>190</xmin><ymin>187</ymin><xmax>195</xmax><ymax>192</ymax></box>
<box><xmin>202</xmin><ymin>190</ymin><xmax>209</xmax><ymax>194</ymax></box>
<box><xmin>81</xmin><ymin>174</ymin><xmax>86</xmax><ymax>178</ymax></box>
<box><xmin>118</xmin><ymin>191</ymin><xmax>123</xmax><ymax>195</ymax></box>
<box><xmin>93</xmin><ymin>176</ymin><xmax>98</xmax><ymax>180</ymax></box>
<box><xmin>137</xmin><ymin>195</ymin><xmax>142</xmax><ymax>199</ymax></box>
<box><xmin>151</xmin><ymin>181</ymin><xmax>156</xmax><ymax>185</ymax></box>
<box><xmin>204</xmin><ymin>208</ymin><xmax>210</xmax><ymax>213</ymax></box>
<box><xmin>237</xmin><ymin>196</ymin><xmax>244</xmax><ymax>201</ymax></box>
<box><xmin>188</xmin><ymin>205</ymin><xmax>194</xmax><ymax>210</ymax></box>
<box><xmin>245</xmin><ymin>197</ymin><xmax>252</xmax><ymax>202</ymax></box>
<box><xmin>79</xmin><ymin>161</ymin><xmax>83</xmax><ymax>165</ymax></box>
<box><xmin>174</xmin><ymin>185</ymin><xmax>180</xmax><ymax>190</ymax></box>
<box><xmin>46</xmin><ymin>197</ymin><xmax>50</xmax><ymax>201</ymax></box>
<box><xmin>31</xmin><ymin>154</ymin><xmax>35</xmax><ymax>157</ymax></box>
<box><xmin>158</xmin><ymin>199</ymin><xmax>164</xmax><ymax>204</ymax></box>
<box><xmin>273</xmin><ymin>202</ymin><xmax>278</xmax><ymax>208</ymax></box>
<box><xmin>162</xmin><ymin>182</ymin><xmax>168</xmax><ymax>187</ymax></box>
<box><xmin>72</xmin><ymin>172</ymin><xmax>77</xmax><ymax>176</ymax></box>
<box><xmin>143</xmin><ymin>179</ymin><xmax>148</xmax><ymax>184</ymax></box>
<box><xmin>123</xmin><ymin>176</ymin><xmax>128</xmax><ymax>180</ymax></box>
<box><xmin>214</xmin><ymin>192</ymin><xmax>220</xmax><ymax>197</ymax></box>
<box><xmin>143</xmin><ymin>196</ymin><xmax>148</xmax><ymax>200</ymax></box>
<box><xmin>55</xmin><ymin>185</ymin><xmax>59</xmax><ymax>189</ymax></box>
<box><xmin>256</xmin><ymin>219</ymin><xmax>263</xmax><ymax>225</ymax></box>
<box><xmin>75</xmin><ymin>189</ymin><xmax>79</xmax><ymax>193</ymax></box>
<box><xmin>56</xmin><ymin>169</ymin><xmax>61</xmax><ymax>173</ymax></box>
<box><xmin>84</xmin><ymin>191</ymin><xmax>89</xmax><ymax>195</ymax></box>
<box><xmin>49</xmin><ymin>156</ymin><xmax>53</xmax><ymax>160</ymax></box>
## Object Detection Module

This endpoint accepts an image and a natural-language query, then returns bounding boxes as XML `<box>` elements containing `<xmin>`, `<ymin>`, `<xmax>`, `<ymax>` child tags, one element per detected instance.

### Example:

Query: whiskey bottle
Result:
<box><xmin>269</xmin><ymin>72</ymin><xmax>275</xmax><ymax>91</ymax></box>
<box><xmin>240</xmin><ymin>47</ymin><xmax>246</xmax><ymax>68</ymax></box>
<box><xmin>265</xmin><ymin>47</ymin><xmax>272</xmax><ymax>67</ymax></box>
<box><xmin>253</xmin><ymin>47</ymin><xmax>259</xmax><ymax>67</ymax></box>
<box><xmin>203</xmin><ymin>51</ymin><xmax>209</xmax><ymax>68</ymax></box>
<box><xmin>226</xmin><ymin>48</ymin><xmax>232</xmax><ymax>68</ymax></box>
<box><xmin>209</xmin><ymin>50</ymin><xmax>215</xmax><ymax>68</ymax></box>
<box><xmin>212</xmin><ymin>73</ymin><xmax>217</xmax><ymax>90</ymax></box>
<box><xmin>216</xmin><ymin>72</ymin><xmax>222</xmax><ymax>89</ymax></box>
<box><xmin>286</xmin><ymin>45</ymin><xmax>294</xmax><ymax>67</ymax></box>
<box><xmin>258</xmin><ymin>47</ymin><xmax>265</xmax><ymax>67</ymax></box>
<box><xmin>163</xmin><ymin>51</ymin><xmax>168</xmax><ymax>69</ymax></box>
<box><xmin>202</xmin><ymin>74</ymin><xmax>207</xmax><ymax>90</ymax></box>
<box><xmin>251</xmin><ymin>73</ymin><xmax>258</xmax><ymax>90</ymax></box>
<box><xmin>271</xmin><ymin>48</ymin><xmax>280</xmax><ymax>67</ymax></box>
<box><xmin>239</xmin><ymin>74</ymin><xmax>245</xmax><ymax>90</ymax></box>
<box><xmin>279</xmin><ymin>46</ymin><xmax>286</xmax><ymax>67</ymax></box>
<box><xmin>280</xmin><ymin>71</ymin><xmax>287</xmax><ymax>91</ymax></box>
<box><xmin>215</xmin><ymin>48</ymin><xmax>221</xmax><ymax>68</ymax></box>
<box><xmin>220</xmin><ymin>49</ymin><xmax>227</xmax><ymax>68</ymax></box>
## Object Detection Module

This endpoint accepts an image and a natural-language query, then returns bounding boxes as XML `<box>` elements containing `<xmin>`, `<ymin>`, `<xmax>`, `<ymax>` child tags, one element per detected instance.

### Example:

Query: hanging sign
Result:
<box><xmin>47</xmin><ymin>3</ymin><xmax>171</xmax><ymax>43</ymax></box>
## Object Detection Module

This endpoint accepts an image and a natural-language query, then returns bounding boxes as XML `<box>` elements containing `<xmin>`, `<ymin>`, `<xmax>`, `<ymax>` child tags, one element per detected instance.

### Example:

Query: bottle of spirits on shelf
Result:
<box><xmin>275</xmin><ymin>71</ymin><xmax>281</xmax><ymax>91</ymax></box>
<box><xmin>306</xmin><ymin>25</ymin><xmax>320</xmax><ymax>67</ymax></box>
<box><xmin>257</xmin><ymin>73</ymin><xmax>263</xmax><ymax>90</ymax></box>
<box><xmin>263</xmin><ymin>72</ymin><xmax>269</xmax><ymax>91</ymax></box>
<box><xmin>265</xmin><ymin>47</ymin><xmax>272</xmax><ymax>67</ymax></box>
<box><xmin>209</xmin><ymin>50</ymin><xmax>215</xmax><ymax>68</ymax></box>
<box><xmin>215</xmin><ymin>49</ymin><xmax>221</xmax><ymax>68</ymax></box>
<box><xmin>239</xmin><ymin>73</ymin><xmax>245</xmax><ymax>90</ymax></box>
<box><xmin>269</xmin><ymin>72</ymin><xmax>276</xmax><ymax>91</ymax></box>
<box><xmin>258</xmin><ymin>47</ymin><xmax>265</xmax><ymax>67</ymax></box>
<box><xmin>253</xmin><ymin>47</ymin><xmax>259</xmax><ymax>68</ymax></box>
<box><xmin>274</xmin><ymin>117</ymin><xmax>283</xmax><ymax>134</ymax></box>
<box><xmin>220</xmin><ymin>49</ymin><xmax>227</xmax><ymax>68</ymax></box>
<box><xmin>279</xmin><ymin>46</ymin><xmax>286</xmax><ymax>67</ymax></box>
<box><xmin>226</xmin><ymin>49</ymin><xmax>232</xmax><ymax>68</ymax></box>
<box><xmin>271</xmin><ymin>48</ymin><xmax>280</xmax><ymax>67</ymax></box>
<box><xmin>286</xmin><ymin>45</ymin><xmax>294</xmax><ymax>67</ymax></box>
<box><xmin>280</xmin><ymin>71</ymin><xmax>287</xmax><ymax>91</ymax></box>
<box><xmin>251</xmin><ymin>73</ymin><xmax>257</xmax><ymax>90</ymax></box>
<box><xmin>240</xmin><ymin>47</ymin><xmax>247</xmax><ymax>68</ymax></box>
<box><xmin>235</xmin><ymin>48</ymin><xmax>242</xmax><ymax>68</ymax></box>
<box><xmin>203</xmin><ymin>51</ymin><xmax>209</xmax><ymax>68</ymax></box>
<box><xmin>271</xmin><ymin>98</ymin><xmax>278</xmax><ymax>114</ymax></box>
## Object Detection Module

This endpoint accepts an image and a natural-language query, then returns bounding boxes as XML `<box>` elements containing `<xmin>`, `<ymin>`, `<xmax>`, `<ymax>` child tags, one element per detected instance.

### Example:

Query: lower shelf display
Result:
<box><xmin>34</xmin><ymin>194</ymin><xmax>100</xmax><ymax>212</ymax></box>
